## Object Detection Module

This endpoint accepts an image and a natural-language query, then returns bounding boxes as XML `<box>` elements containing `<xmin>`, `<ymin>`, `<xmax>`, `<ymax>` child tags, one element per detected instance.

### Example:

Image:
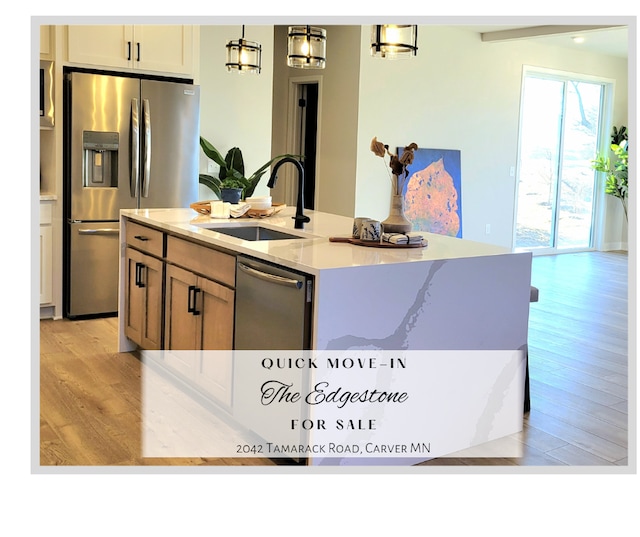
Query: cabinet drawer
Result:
<box><xmin>166</xmin><ymin>235</ymin><xmax>236</xmax><ymax>288</ymax></box>
<box><xmin>126</xmin><ymin>221</ymin><xmax>164</xmax><ymax>257</ymax></box>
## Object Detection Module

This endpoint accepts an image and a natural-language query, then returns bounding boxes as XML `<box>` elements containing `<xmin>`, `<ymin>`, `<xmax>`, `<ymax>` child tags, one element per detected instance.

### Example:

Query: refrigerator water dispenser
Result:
<box><xmin>82</xmin><ymin>131</ymin><xmax>119</xmax><ymax>187</ymax></box>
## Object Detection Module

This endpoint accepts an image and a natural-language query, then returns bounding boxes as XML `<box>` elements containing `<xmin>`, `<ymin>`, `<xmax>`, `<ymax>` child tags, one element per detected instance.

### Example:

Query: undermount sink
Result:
<box><xmin>211</xmin><ymin>226</ymin><xmax>307</xmax><ymax>241</ymax></box>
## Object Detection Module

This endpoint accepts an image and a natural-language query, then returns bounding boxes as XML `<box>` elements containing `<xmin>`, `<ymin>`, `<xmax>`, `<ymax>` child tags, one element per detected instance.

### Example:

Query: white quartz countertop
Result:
<box><xmin>121</xmin><ymin>206</ymin><xmax>512</xmax><ymax>276</ymax></box>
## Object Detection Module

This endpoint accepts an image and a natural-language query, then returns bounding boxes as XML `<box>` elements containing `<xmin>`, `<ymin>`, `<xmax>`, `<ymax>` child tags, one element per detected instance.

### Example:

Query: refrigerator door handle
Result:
<box><xmin>130</xmin><ymin>98</ymin><xmax>140</xmax><ymax>198</ymax></box>
<box><xmin>78</xmin><ymin>228</ymin><xmax>120</xmax><ymax>235</ymax></box>
<box><xmin>141</xmin><ymin>98</ymin><xmax>152</xmax><ymax>198</ymax></box>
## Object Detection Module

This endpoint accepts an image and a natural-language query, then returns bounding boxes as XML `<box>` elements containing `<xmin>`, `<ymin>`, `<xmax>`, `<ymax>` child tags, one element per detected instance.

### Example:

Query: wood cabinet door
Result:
<box><xmin>164</xmin><ymin>266</ymin><xmax>235</xmax><ymax>403</ymax></box>
<box><xmin>196</xmin><ymin>349</ymin><xmax>233</xmax><ymax>408</ymax></box>
<box><xmin>139</xmin><ymin>253</ymin><xmax>164</xmax><ymax>350</ymax></box>
<box><xmin>194</xmin><ymin>277</ymin><xmax>234</xmax><ymax>406</ymax></box>
<box><xmin>165</xmin><ymin>265</ymin><xmax>235</xmax><ymax>351</ymax></box>
<box><xmin>164</xmin><ymin>264</ymin><xmax>199</xmax><ymax>351</ymax></box>
<box><xmin>199</xmin><ymin>277</ymin><xmax>235</xmax><ymax>351</ymax></box>
<box><xmin>124</xmin><ymin>248</ymin><xmax>145</xmax><ymax>345</ymax></box>
<box><xmin>124</xmin><ymin>247</ymin><xmax>164</xmax><ymax>350</ymax></box>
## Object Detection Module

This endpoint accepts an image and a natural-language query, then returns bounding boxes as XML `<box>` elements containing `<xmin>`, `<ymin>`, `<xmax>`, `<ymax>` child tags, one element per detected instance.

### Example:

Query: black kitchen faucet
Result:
<box><xmin>267</xmin><ymin>157</ymin><xmax>311</xmax><ymax>229</ymax></box>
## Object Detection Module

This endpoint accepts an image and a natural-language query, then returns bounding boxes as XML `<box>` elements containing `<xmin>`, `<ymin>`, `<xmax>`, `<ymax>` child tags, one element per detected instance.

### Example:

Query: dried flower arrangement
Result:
<box><xmin>370</xmin><ymin>137</ymin><xmax>419</xmax><ymax>195</ymax></box>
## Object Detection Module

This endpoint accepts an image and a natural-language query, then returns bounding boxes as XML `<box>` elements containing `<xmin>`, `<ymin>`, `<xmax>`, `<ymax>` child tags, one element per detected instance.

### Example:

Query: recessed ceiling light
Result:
<box><xmin>572</xmin><ymin>36</ymin><xmax>585</xmax><ymax>44</ymax></box>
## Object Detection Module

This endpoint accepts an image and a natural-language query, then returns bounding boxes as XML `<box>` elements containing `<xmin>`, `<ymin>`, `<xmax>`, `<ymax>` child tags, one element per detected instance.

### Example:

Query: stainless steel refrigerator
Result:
<box><xmin>63</xmin><ymin>69</ymin><xmax>200</xmax><ymax>318</ymax></box>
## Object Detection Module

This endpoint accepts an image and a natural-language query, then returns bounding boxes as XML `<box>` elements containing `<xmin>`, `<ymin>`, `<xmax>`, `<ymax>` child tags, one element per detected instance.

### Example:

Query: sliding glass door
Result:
<box><xmin>514</xmin><ymin>69</ymin><xmax>607</xmax><ymax>253</ymax></box>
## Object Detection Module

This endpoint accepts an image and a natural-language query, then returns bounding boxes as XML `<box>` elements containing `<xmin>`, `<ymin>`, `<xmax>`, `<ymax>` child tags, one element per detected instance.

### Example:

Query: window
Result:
<box><xmin>514</xmin><ymin>68</ymin><xmax>613</xmax><ymax>253</ymax></box>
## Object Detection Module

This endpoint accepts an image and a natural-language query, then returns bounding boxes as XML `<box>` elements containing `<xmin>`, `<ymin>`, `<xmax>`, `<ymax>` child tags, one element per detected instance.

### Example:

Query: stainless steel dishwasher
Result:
<box><xmin>234</xmin><ymin>256</ymin><xmax>313</xmax><ymax>350</ymax></box>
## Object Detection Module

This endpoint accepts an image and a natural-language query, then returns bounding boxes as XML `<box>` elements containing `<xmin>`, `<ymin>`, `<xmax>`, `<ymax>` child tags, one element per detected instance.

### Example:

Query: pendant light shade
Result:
<box><xmin>371</xmin><ymin>25</ymin><xmax>418</xmax><ymax>58</ymax></box>
<box><xmin>287</xmin><ymin>25</ymin><xmax>326</xmax><ymax>69</ymax></box>
<box><xmin>226</xmin><ymin>25</ymin><xmax>262</xmax><ymax>74</ymax></box>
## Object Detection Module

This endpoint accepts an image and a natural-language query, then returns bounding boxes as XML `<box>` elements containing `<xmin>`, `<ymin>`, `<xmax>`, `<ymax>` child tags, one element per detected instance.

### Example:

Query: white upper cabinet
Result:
<box><xmin>130</xmin><ymin>26</ymin><xmax>194</xmax><ymax>75</ymax></box>
<box><xmin>68</xmin><ymin>25</ymin><xmax>133</xmax><ymax>70</ymax></box>
<box><xmin>40</xmin><ymin>25</ymin><xmax>54</xmax><ymax>59</ymax></box>
<box><xmin>67</xmin><ymin>25</ymin><xmax>195</xmax><ymax>77</ymax></box>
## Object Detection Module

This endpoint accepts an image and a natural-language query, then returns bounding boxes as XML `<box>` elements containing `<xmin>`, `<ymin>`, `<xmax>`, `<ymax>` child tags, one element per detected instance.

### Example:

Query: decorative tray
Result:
<box><xmin>243</xmin><ymin>204</ymin><xmax>287</xmax><ymax>218</ymax></box>
<box><xmin>190</xmin><ymin>200</ymin><xmax>287</xmax><ymax>219</ymax></box>
<box><xmin>329</xmin><ymin>236</ymin><xmax>428</xmax><ymax>248</ymax></box>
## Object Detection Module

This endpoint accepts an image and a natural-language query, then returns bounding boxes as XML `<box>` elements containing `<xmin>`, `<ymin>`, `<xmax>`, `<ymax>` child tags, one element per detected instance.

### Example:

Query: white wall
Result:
<box><xmin>313</xmin><ymin>26</ymin><xmax>361</xmax><ymax>217</ymax></box>
<box><xmin>198</xmin><ymin>25</ymin><xmax>275</xmax><ymax>201</ymax></box>
<box><xmin>199</xmin><ymin>24</ymin><xmax>628</xmax><ymax>250</ymax></box>
<box><xmin>355</xmin><ymin>25</ymin><xmax>628</xmax><ymax>249</ymax></box>
<box><xmin>271</xmin><ymin>25</ymin><xmax>361</xmax><ymax>217</ymax></box>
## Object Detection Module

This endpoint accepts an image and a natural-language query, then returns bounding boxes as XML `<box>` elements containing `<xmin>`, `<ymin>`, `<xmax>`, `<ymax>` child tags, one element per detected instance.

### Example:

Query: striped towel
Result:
<box><xmin>406</xmin><ymin>232</ymin><xmax>424</xmax><ymax>244</ymax></box>
<box><xmin>382</xmin><ymin>232</ymin><xmax>424</xmax><ymax>245</ymax></box>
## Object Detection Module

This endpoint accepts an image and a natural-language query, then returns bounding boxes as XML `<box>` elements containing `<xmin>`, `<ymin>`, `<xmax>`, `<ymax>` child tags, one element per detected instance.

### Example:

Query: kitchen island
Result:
<box><xmin>118</xmin><ymin>206</ymin><xmax>532</xmax><ymax>465</ymax></box>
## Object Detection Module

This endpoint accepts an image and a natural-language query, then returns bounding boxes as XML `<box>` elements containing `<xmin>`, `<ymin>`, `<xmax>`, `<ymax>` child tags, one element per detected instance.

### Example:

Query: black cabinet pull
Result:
<box><xmin>136</xmin><ymin>42</ymin><xmax>141</xmax><ymax>62</ymax></box>
<box><xmin>134</xmin><ymin>235</ymin><xmax>149</xmax><ymax>241</ymax></box>
<box><xmin>193</xmin><ymin>288</ymin><xmax>200</xmax><ymax>315</ymax></box>
<box><xmin>187</xmin><ymin>285</ymin><xmax>195</xmax><ymax>312</ymax></box>
<box><xmin>127</xmin><ymin>41</ymin><xmax>132</xmax><ymax>61</ymax></box>
<box><xmin>188</xmin><ymin>285</ymin><xmax>201</xmax><ymax>315</ymax></box>
<box><xmin>135</xmin><ymin>262</ymin><xmax>145</xmax><ymax>288</ymax></box>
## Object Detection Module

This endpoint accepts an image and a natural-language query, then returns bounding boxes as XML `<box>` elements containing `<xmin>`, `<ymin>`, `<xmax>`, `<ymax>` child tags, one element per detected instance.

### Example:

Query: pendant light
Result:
<box><xmin>371</xmin><ymin>25</ymin><xmax>418</xmax><ymax>58</ymax></box>
<box><xmin>226</xmin><ymin>25</ymin><xmax>262</xmax><ymax>74</ymax></box>
<box><xmin>287</xmin><ymin>25</ymin><xmax>326</xmax><ymax>69</ymax></box>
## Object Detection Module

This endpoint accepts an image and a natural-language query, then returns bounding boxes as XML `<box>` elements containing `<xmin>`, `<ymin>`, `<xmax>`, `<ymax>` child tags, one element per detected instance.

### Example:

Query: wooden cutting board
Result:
<box><xmin>329</xmin><ymin>236</ymin><xmax>428</xmax><ymax>248</ymax></box>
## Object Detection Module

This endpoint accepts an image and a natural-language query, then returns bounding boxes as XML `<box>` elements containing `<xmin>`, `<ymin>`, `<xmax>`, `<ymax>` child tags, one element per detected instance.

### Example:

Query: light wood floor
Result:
<box><xmin>39</xmin><ymin>251</ymin><xmax>630</xmax><ymax>468</ymax></box>
<box><xmin>39</xmin><ymin>316</ymin><xmax>274</xmax><ymax>467</ymax></box>
<box><xmin>420</xmin><ymin>250</ymin><xmax>630</xmax><ymax>467</ymax></box>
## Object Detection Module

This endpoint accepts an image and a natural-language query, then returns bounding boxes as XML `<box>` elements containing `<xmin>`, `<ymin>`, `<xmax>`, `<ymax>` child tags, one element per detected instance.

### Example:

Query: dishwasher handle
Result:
<box><xmin>238</xmin><ymin>262</ymin><xmax>303</xmax><ymax>289</ymax></box>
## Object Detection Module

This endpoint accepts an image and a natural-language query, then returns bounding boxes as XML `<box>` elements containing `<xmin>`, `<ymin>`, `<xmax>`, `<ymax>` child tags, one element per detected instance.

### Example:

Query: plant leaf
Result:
<box><xmin>200</xmin><ymin>137</ymin><xmax>227</xmax><ymax>169</ymax></box>
<box><xmin>200</xmin><ymin>136</ymin><xmax>304</xmax><ymax>200</ymax></box>
<box><xmin>198</xmin><ymin>173</ymin><xmax>221</xmax><ymax>198</ymax></box>
<box><xmin>225</xmin><ymin>148</ymin><xmax>245</xmax><ymax>178</ymax></box>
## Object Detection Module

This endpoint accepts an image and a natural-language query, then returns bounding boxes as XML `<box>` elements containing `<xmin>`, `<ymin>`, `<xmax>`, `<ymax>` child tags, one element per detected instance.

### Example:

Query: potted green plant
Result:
<box><xmin>592</xmin><ymin>125</ymin><xmax>629</xmax><ymax>222</ymax></box>
<box><xmin>199</xmin><ymin>136</ymin><xmax>302</xmax><ymax>203</ymax></box>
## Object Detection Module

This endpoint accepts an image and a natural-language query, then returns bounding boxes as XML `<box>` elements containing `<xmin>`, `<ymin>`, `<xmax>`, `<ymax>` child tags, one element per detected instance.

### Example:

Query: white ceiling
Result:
<box><xmin>464</xmin><ymin>25</ymin><xmax>629</xmax><ymax>59</ymax></box>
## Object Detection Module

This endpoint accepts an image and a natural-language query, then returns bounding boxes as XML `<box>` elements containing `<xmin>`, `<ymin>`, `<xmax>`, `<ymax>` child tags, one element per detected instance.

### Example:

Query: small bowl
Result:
<box><xmin>246</xmin><ymin>196</ymin><xmax>272</xmax><ymax>210</ymax></box>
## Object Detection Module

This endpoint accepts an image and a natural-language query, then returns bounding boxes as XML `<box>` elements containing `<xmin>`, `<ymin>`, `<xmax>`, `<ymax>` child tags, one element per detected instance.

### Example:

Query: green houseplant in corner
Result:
<box><xmin>199</xmin><ymin>136</ymin><xmax>302</xmax><ymax>203</ymax></box>
<box><xmin>592</xmin><ymin>125</ymin><xmax>629</xmax><ymax>222</ymax></box>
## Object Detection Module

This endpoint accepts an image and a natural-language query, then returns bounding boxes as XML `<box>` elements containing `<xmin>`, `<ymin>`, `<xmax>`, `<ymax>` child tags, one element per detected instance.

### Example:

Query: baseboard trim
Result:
<box><xmin>40</xmin><ymin>305</ymin><xmax>55</xmax><ymax>319</ymax></box>
<box><xmin>601</xmin><ymin>241</ymin><xmax>628</xmax><ymax>252</ymax></box>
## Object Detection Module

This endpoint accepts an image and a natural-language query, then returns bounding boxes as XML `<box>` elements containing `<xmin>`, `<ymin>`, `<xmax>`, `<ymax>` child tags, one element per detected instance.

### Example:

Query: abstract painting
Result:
<box><xmin>398</xmin><ymin>147</ymin><xmax>462</xmax><ymax>238</ymax></box>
